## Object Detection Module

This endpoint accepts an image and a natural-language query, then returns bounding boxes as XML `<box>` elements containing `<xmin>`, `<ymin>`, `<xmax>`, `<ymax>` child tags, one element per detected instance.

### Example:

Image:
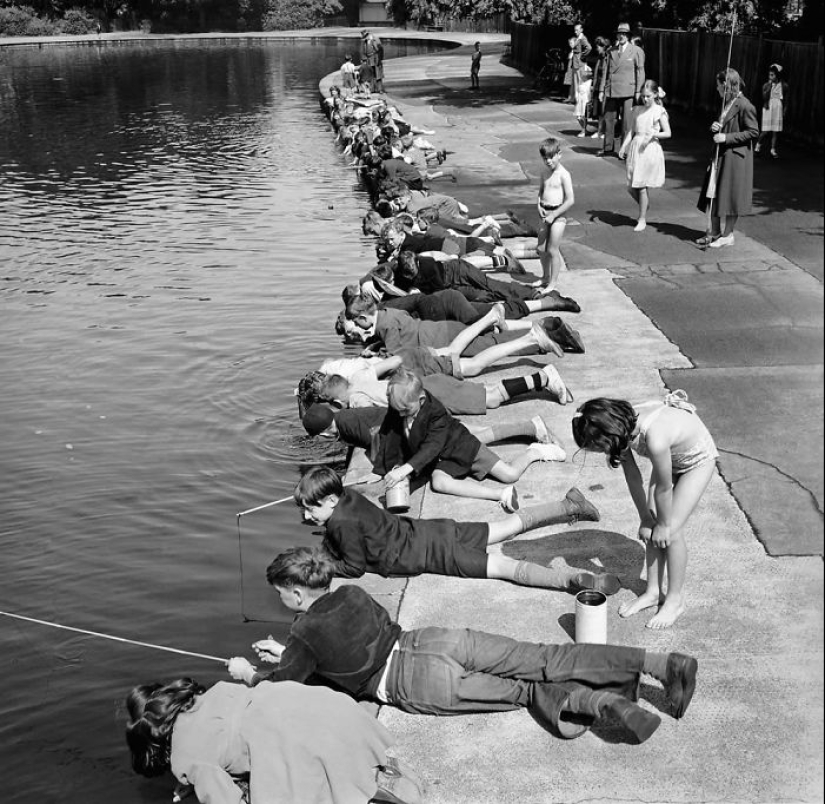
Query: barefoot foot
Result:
<box><xmin>618</xmin><ymin>591</ymin><xmax>663</xmax><ymax>619</ymax></box>
<box><xmin>646</xmin><ymin>597</ymin><xmax>686</xmax><ymax>629</ymax></box>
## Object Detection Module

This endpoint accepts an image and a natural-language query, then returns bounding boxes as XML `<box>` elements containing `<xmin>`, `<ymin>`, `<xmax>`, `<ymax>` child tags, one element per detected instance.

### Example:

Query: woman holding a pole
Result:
<box><xmin>697</xmin><ymin>68</ymin><xmax>759</xmax><ymax>248</ymax></box>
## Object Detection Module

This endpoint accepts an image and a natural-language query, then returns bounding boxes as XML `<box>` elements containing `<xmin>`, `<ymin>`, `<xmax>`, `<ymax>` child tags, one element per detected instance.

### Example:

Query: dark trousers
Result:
<box><xmin>603</xmin><ymin>95</ymin><xmax>634</xmax><ymax>152</ymax></box>
<box><xmin>386</xmin><ymin>627</ymin><xmax>645</xmax><ymax>732</ymax></box>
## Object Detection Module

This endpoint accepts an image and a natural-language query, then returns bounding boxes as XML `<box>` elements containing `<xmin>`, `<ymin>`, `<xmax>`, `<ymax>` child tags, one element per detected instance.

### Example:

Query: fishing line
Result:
<box><xmin>0</xmin><ymin>610</ymin><xmax>228</xmax><ymax>664</ymax></box>
<box><xmin>235</xmin><ymin>474</ymin><xmax>381</xmax><ymax>621</ymax></box>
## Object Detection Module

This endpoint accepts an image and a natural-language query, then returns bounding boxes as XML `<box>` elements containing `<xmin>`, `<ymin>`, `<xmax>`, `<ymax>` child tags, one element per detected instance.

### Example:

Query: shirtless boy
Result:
<box><xmin>536</xmin><ymin>137</ymin><xmax>575</xmax><ymax>295</ymax></box>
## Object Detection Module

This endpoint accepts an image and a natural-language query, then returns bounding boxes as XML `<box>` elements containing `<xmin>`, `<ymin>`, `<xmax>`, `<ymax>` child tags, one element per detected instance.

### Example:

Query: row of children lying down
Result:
<box><xmin>127</xmin><ymin>467</ymin><xmax>700</xmax><ymax>804</ymax></box>
<box><xmin>124</xmin><ymin>86</ymin><xmax>719</xmax><ymax>804</ymax></box>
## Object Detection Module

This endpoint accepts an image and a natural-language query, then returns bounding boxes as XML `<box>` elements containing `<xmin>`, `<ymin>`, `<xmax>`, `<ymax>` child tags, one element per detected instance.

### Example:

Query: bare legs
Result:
<box><xmin>618</xmin><ymin>461</ymin><xmax>715</xmax><ymax>629</ymax></box>
<box><xmin>537</xmin><ymin>218</ymin><xmax>566</xmax><ymax>291</ymax></box>
<box><xmin>628</xmin><ymin>186</ymin><xmax>649</xmax><ymax>231</ymax></box>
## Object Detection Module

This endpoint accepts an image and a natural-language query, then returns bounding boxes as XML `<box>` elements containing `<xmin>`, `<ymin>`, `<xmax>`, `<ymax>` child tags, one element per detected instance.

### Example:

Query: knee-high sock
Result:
<box><xmin>474</xmin><ymin>421</ymin><xmax>535</xmax><ymax>443</ymax></box>
<box><xmin>514</xmin><ymin>560</ymin><xmax>573</xmax><ymax>590</ymax></box>
<box><xmin>565</xmin><ymin>687</ymin><xmax>626</xmax><ymax>718</ymax></box>
<box><xmin>515</xmin><ymin>498</ymin><xmax>575</xmax><ymax>533</ymax></box>
<box><xmin>498</xmin><ymin>372</ymin><xmax>546</xmax><ymax>401</ymax></box>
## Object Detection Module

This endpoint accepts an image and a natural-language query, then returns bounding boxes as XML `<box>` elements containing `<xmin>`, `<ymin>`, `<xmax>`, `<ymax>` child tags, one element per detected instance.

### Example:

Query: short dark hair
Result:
<box><xmin>539</xmin><ymin>137</ymin><xmax>562</xmax><ymax>159</ymax></box>
<box><xmin>294</xmin><ymin>465</ymin><xmax>343</xmax><ymax>507</ymax></box>
<box><xmin>266</xmin><ymin>545</ymin><xmax>336</xmax><ymax>590</ymax></box>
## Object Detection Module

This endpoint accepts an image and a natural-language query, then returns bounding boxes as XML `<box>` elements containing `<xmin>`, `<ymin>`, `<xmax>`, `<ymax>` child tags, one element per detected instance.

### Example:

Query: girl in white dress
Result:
<box><xmin>618</xmin><ymin>80</ymin><xmax>672</xmax><ymax>231</ymax></box>
<box><xmin>756</xmin><ymin>64</ymin><xmax>788</xmax><ymax>158</ymax></box>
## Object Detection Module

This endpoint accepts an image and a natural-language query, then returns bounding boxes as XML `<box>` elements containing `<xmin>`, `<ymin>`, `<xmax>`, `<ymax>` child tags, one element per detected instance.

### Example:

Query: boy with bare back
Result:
<box><xmin>535</xmin><ymin>137</ymin><xmax>575</xmax><ymax>296</ymax></box>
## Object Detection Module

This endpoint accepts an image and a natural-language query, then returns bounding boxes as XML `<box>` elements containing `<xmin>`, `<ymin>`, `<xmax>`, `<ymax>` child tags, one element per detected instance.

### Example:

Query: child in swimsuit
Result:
<box><xmin>572</xmin><ymin>391</ymin><xmax>718</xmax><ymax>629</ymax></box>
<box><xmin>535</xmin><ymin>137</ymin><xmax>574</xmax><ymax>297</ymax></box>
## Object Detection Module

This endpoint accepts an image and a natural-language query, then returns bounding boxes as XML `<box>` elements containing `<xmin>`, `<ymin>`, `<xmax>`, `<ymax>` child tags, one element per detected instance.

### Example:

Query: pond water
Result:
<box><xmin>0</xmin><ymin>37</ymin><xmax>443</xmax><ymax>802</ymax></box>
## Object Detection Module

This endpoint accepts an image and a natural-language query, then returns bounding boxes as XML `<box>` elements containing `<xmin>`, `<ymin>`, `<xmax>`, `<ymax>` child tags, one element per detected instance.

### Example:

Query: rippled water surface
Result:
<box><xmin>0</xmin><ymin>38</ymin><xmax>439</xmax><ymax>802</ymax></box>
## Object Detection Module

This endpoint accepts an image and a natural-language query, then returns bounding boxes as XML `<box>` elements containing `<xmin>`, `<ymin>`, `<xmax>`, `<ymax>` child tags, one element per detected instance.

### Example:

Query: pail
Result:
<box><xmin>575</xmin><ymin>590</ymin><xmax>607</xmax><ymax>644</ymax></box>
<box><xmin>385</xmin><ymin>477</ymin><xmax>410</xmax><ymax>512</ymax></box>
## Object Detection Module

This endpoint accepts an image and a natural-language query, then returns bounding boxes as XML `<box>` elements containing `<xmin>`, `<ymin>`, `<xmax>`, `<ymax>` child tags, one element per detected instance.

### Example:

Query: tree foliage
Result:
<box><xmin>0</xmin><ymin>0</ymin><xmax>814</xmax><ymax>36</ymax></box>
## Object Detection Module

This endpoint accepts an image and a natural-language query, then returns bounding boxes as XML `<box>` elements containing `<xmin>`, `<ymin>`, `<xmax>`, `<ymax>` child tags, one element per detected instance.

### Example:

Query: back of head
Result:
<box><xmin>296</xmin><ymin>371</ymin><xmax>326</xmax><ymax>418</ymax></box>
<box><xmin>266</xmin><ymin>545</ymin><xmax>336</xmax><ymax>590</ymax></box>
<box><xmin>294</xmin><ymin>464</ymin><xmax>344</xmax><ymax>507</ymax></box>
<box><xmin>125</xmin><ymin>679</ymin><xmax>205</xmax><ymax>777</ymax></box>
<box><xmin>320</xmin><ymin>374</ymin><xmax>348</xmax><ymax>402</ymax></box>
<box><xmin>301</xmin><ymin>402</ymin><xmax>336</xmax><ymax>436</ymax></box>
<box><xmin>395</xmin><ymin>250</ymin><xmax>419</xmax><ymax>284</ymax></box>
<box><xmin>571</xmin><ymin>398</ymin><xmax>637</xmax><ymax>468</ymax></box>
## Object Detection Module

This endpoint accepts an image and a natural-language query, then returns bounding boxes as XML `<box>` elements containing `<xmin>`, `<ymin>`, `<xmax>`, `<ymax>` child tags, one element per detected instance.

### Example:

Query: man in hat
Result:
<box><xmin>361</xmin><ymin>29</ymin><xmax>384</xmax><ymax>93</ymax></box>
<box><xmin>597</xmin><ymin>22</ymin><xmax>645</xmax><ymax>156</ymax></box>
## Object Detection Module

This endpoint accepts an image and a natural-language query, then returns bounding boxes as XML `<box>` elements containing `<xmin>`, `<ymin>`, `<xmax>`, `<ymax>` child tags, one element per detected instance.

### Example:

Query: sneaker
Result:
<box><xmin>530</xmin><ymin>322</ymin><xmax>564</xmax><ymax>358</ymax></box>
<box><xmin>565</xmin><ymin>487</ymin><xmax>600</xmax><ymax>522</ymax></box>
<box><xmin>530</xmin><ymin>415</ymin><xmax>551</xmax><ymax>444</ymax></box>
<box><xmin>708</xmin><ymin>233</ymin><xmax>734</xmax><ymax>248</ymax></box>
<box><xmin>541</xmin><ymin>317</ymin><xmax>585</xmax><ymax>354</ymax></box>
<box><xmin>499</xmin><ymin>484</ymin><xmax>520</xmax><ymax>512</ymax></box>
<box><xmin>529</xmin><ymin>442</ymin><xmax>567</xmax><ymax>462</ymax></box>
<box><xmin>590</xmin><ymin>132</ymin><xmax>601</xmax><ymax>138</ymax></box>
<box><xmin>576</xmin><ymin>131</ymin><xmax>587</xmax><ymax>138</ymax></box>
<box><xmin>541</xmin><ymin>364</ymin><xmax>574</xmax><ymax>404</ymax></box>
<box><xmin>694</xmin><ymin>233</ymin><xmax>719</xmax><ymax>246</ymax></box>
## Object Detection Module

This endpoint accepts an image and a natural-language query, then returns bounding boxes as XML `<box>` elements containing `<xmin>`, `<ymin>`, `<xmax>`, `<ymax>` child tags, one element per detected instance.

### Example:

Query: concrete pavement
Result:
<box><xmin>338</xmin><ymin>34</ymin><xmax>823</xmax><ymax>804</ymax></box>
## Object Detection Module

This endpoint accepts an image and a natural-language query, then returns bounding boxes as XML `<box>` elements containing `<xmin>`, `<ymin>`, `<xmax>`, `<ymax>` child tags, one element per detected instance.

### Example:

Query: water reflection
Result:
<box><xmin>0</xmin><ymin>38</ymin><xmax>440</xmax><ymax>802</ymax></box>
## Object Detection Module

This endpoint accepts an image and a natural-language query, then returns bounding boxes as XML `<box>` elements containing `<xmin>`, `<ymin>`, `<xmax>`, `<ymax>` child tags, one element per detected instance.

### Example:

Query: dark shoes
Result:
<box><xmin>565</xmin><ymin>487</ymin><xmax>600</xmax><ymax>522</ymax></box>
<box><xmin>665</xmin><ymin>652</ymin><xmax>698</xmax><ymax>719</ymax></box>
<box><xmin>596</xmin><ymin>149</ymin><xmax>616</xmax><ymax>157</ymax></box>
<box><xmin>542</xmin><ymin>316</ymin><xmax>585</xmax><ymax>353</ymax></box>
<box><xmin>571</xmin><ymin>571</ymin><xmax>622</xmax><ymax>597</ymax></box>
<box><xmin>535</xmin><ymin>289</ymin><xmax>581</xmax><ymax>313</ymax></box>
<box><xmin>605</xmin><ymin>697</ymin><xmax>662</xmax><ymax>743</ymax></box>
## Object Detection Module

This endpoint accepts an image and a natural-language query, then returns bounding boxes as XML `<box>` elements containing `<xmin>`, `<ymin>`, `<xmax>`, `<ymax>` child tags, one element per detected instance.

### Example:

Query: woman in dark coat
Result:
<box><xmin>697</xmin><ymin>68</ymin><xmax>759</xmax><ymax>248</ymax></box>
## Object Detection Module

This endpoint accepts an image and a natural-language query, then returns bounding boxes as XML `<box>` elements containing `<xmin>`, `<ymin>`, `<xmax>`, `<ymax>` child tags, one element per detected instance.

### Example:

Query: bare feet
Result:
<box><xmin>646</xmin><ymin>597</ymin><xmax>686</xmax><ymax>629</ymax></box>
<box><xmin>618</xmin><ymin>591</ymin><xmax>664</xmax><ymax>619</ymax></box>
<box><xmin>491</xmin><ymin>302</ymin><xmax>506</xmax><ymax>331</ymax></box>
<box><xmin>633</xmin><ymin>219</ymin><xmax>646</xmax><ymax>232</ymax></box>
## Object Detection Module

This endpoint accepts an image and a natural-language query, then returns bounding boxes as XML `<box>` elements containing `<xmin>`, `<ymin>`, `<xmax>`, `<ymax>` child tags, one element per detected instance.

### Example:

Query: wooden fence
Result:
<box><xmin>510</xmin><ymin>22</ymin><xmax>824</xmax><ymax>146</ymax></box>
<box><xmin>642</xmin><ymin>28</ymin><xmax>824</xmax><ymax>146</ymax></box>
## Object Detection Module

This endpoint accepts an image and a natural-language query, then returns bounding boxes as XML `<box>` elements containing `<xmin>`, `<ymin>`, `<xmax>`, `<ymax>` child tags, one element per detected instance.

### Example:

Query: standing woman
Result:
<box><xmin>618</xmin><ymin>79</ymin><xmax>671</xmax><ymax>231</ymax></box>
<box><xmin>125</xmin><ymin>678</ymin><xmax>421</xmax><ymax>803</ymax></box>
<box><xmin>589</xmin><ymin>37</ymin><xmax>611</xmax><ymax>140</ymax></box>
<box><xmin>756</xmin><ymin>63</ymin><xmax>789</xmax><ymax>158</ymax></box>
<box><xmin>696</xmin><ymin>68</ymin><xmax>759</xmax><ymax>248</ymax></box>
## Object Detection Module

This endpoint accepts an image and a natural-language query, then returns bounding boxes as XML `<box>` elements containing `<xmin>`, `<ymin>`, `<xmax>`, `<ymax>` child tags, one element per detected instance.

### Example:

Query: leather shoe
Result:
<box><xmin>665</xmin><ymin>653</ymin><xmax>698</xmax><ymax>719</ymax></box>
<box><xmin>542</xmin><ymin>317</ymin><xmax>585</xmax><ymax>353</ymax></box>
<box><xmin>604</xmin><ymin>697</ymin><xmax>661</xmax><ymax>743</ymax></box>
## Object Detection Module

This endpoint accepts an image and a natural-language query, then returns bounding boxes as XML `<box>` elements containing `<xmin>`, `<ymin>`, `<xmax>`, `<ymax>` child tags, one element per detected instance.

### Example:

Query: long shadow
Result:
<box><xmin>650</xmin><ymin>219</ymin><xmax>707</xmax><ymax>242</ymax></box>
<box><xmin>585</xmin><ymin>209</ymin><xmax>638</xmax><ymax>229</ymax></box>
<box><xmin>502</xmin><ymin>528</ymin><xmax>646</xmax><ymax>595</ymax></box>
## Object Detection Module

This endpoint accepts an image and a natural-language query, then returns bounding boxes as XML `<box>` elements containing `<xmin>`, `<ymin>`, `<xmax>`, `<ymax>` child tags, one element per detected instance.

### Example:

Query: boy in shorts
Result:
<box><xmin>376</xmin><ymin>367</ymin><xmax>566</xmax><ymax>512</ymax></box>
<box><xmin>535</xmin><ymin>137</ymin><xmax>575</xmax><ymax>296</ymax></box>
<box><xmin>292</xmin><ymin>466</ymin><xmax>618</xmax><ymax>595</ymax></box>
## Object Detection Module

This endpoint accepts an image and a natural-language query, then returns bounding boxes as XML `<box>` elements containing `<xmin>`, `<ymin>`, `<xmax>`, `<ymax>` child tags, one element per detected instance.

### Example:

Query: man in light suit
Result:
<box><xmin>568</xmin><ymin>23</ymin><xmax>592</xmax><ymax>103</ymax></box>
<box><xmin>597</xmin><ymin>22</ymin><xmax>645</xmax><ymax>156</ymax></box>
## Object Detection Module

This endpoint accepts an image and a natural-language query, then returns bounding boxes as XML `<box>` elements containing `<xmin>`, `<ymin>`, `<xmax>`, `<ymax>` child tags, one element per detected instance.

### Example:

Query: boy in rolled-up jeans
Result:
<box><xmin>228</xmin><ymin>547</ymin><xmax>699</xmax><ymax>744</ymax></box>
